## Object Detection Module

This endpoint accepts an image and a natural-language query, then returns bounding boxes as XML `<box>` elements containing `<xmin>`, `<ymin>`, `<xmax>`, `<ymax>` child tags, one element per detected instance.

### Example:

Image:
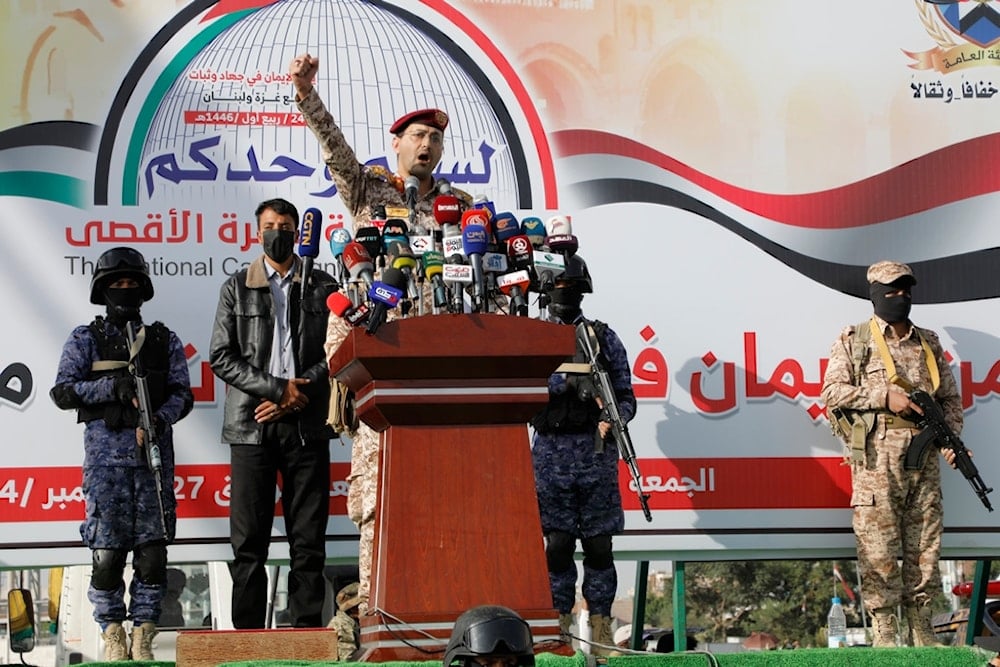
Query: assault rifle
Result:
<box><xmin>893</xmin><ymin>377</ymin><xmax>993</xmax><ymax>512</ymax></box>
<box><xmin>125</xmin><ymin>321</ymin><xmax>170</xmax><ymax>539</ymax></box>
<box><xmin>574</xmin><ymin>321</ymin><xmax>652</xmax><ymax>522</ymax></box>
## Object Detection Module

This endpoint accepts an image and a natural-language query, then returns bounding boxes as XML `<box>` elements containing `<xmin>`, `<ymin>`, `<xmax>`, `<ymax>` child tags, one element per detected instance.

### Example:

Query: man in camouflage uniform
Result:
<box><xmin>50</xmin><ymin>247</ymin><xmax>193</xmax><ymax>661</ymax></box>
<box><xmin>328</xmin><ymin>581</ymin><xmax>361</xmax><ymax>660</ymax></box>
<box><xmin>289</xmin><ymin>53</ymin><xmax>471</xmax><ymax>615</ymax></box>
<box><xmin>821</xmin><ymin>260</ymin><xmax>963</xmax><ymax>648</ymax></box>
<box><xmin>530</xmin><ymin>255</ymin><xmax>635</xmax><ymax>656</ymax></box>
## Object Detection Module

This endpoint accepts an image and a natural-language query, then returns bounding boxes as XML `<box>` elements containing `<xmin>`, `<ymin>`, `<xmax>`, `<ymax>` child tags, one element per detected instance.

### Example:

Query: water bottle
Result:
<box><xmin>827</xmin><ymin>596</ymin><xmax>847</xmax><ymax>648</ymax></box>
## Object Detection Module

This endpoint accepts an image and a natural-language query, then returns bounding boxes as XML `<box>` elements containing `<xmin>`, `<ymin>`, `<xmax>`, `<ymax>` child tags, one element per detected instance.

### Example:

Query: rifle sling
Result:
<box><xmin>868</xmin><ymin>318</ymin><xmax>940</xmax><ymax>393</ymax></box>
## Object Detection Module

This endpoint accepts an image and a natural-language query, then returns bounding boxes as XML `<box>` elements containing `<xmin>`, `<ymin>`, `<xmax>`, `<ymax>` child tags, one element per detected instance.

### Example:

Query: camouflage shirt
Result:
<box><xmin>52</xmin><ymin>319</ymin><xmax>193</xmax><ymax>467</ymax></box>
<box><xmin>821</xmin><ymin>315</ymin><xmax>962</xmax><ymax>436</ymax></box>
<box><xmin>297</xmin><ymin>88</ymin><xmax>471</xmax><ymax>233</ymax></box>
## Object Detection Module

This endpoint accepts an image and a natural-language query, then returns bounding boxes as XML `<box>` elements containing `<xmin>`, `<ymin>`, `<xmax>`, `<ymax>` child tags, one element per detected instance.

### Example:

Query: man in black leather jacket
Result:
<box><xmin>209</xmin><ymin>198</ymin><xmax>338</xmax><ymax>629</ymax></box>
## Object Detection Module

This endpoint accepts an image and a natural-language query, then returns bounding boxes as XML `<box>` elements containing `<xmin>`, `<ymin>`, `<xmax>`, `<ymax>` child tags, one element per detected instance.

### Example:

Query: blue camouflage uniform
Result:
<box><xmin>531</xmin><ymin>315</ymin><xmax>635</xmax><ymax>617</ymax></box>
<box><xmin>51</xmin><ymin>317</ymin><xmax>192</xmax><ymax>626</ymax></box>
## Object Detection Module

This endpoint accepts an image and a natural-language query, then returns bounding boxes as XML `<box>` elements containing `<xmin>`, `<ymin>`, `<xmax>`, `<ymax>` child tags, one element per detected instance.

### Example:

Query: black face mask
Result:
<box><xmin>262</xmin><ymin>229</ymin><xmax>295</xmax><ymax>263</ymax></box>
<box><xmin>104</xmin><ymin>287</ymin><xmax>143</xmax><ymax>326</ymax></box>
<box><xmin>547</xmin><ymin>285</ymin><xmax>584</xmax><ymax>323</ymax></box>
<box><xmin>870</xmin><ymin>282</ymin><xmax>912</xmax><ymax>323</ymax></box>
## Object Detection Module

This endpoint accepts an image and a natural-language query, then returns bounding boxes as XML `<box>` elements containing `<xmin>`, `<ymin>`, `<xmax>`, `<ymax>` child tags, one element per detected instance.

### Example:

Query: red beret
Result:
<box><xmin>389</xmin><ymin>108</ymin><xmax>449</xmax><ymax>134</ymax></box>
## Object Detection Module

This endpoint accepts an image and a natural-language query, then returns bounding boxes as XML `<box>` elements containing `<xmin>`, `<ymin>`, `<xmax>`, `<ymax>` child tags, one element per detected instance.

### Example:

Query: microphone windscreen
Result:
<box><xmin>342</xmin><ymin>242</ymin><xmax>374</xmax><ymax>277</ymax></box>
<box><xmin>298</xmin><ymin>207</ymin><xmax>323</xmax><ymax>258</ymax></box>
<box><xmin>354</xmin><ymin>226</ymin><xmax>383</xmax><ymax>259</ymax></box>
<box><xmin>545</xmin><ymin>214</ymin><xmax>572</xmax><ymax>236</ymax></box>
<box><xmin>493</xmin><ymin>211</ymin><xmax>520</xmax><ymax>242</ymax></box>
<box><xmin>326</xmin><ymin>291</ymin><xmax>352</xmax><ymax>317</ymax></box>
<box><xmin>461</xmin><ymin>209</ymin><xmax>490</xmax><ymax>230</ymax></box>
<box><xmin>433</xmin><ymin>195</ymin><xmax>462</xmax><ymax>225</ymax></box>
<box><xmin>381</xmin><ymin>267</ymin><xmax>408</xmax><ymax>290</ymax></box>
<box><xmin>329</xmin><ymin>227</ymin><xmax>352</xmax><ymax>257</ymax></box>
<box><xmin>462</xmin><ymin>225</ymin><xmax>490</xmax><ymax>256</ymax></box>
<box><xmin>520</xmin><ymin>217</ymin><xmax>546</xmax><ymax>247</ymax></box>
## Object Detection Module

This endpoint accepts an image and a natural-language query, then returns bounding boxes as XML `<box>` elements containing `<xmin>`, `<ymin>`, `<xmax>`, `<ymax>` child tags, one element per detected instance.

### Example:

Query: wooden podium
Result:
<box><xmin>329</xmin><ymin>314</ymin><xmax>575</xmax><ymax>662</ymax></box>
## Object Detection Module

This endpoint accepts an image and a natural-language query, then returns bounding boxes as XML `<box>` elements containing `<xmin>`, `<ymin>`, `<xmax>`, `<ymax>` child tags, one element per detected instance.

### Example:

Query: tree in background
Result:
<box><xmin>645</xmin><ymin>560</ymin><xmax>865</xmax><ymax>647</ymax></box>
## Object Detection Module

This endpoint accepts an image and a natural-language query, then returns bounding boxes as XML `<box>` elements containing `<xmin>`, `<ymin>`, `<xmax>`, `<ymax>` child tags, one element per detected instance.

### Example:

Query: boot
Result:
<box><xmin>129</xmin><ymin>621</ymin><xmax>157</xmax><ymax>660</ymax></box>
<box><xmin>905</xmin><ymin>605</ymin><xmax>943</xmax><ymax>647</ymax></box>
<box><xmin>870</xmin><ymin>608</ymin><xmax>899</xmax><ymax>648</ymax></box>
<box><xmin>558</xmin><ymin>613</ymin><xmax>574</xmax><ymax>640</ymax></box>
<box><xmin>589</xmin><ymin>614</ymin><xmax>618</xmax><ymax>657</ymax></box>
<box><xmin>101</xmin><ymin>622</ymin><xmax>129</xmax><ymax>661</ymax></box>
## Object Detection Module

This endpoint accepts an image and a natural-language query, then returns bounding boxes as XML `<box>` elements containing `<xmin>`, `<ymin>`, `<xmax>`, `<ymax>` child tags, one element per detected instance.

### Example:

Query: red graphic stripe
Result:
<box><xmin>619</xmin><ymin>457</ymin><xmax>851</xmax><ymax>511</ymax></box>
<box><xmin>200</xmin><ymin>0</ymin><xmax>278</xmax><ymax>23</ymax></box>
<box><xmin>554</xmin><ymin>128</ymin><xmax>1000</xmax><ymax>230</ymax></box>
<box><xmin>425</xmin><ymin>0</ymin><xmax>558</xmax><ymax>208</ymax></box>
<box><xmin>0</xmin><ymin>464</ymin><xmax>351</xmax><ymax>523</ymax></box>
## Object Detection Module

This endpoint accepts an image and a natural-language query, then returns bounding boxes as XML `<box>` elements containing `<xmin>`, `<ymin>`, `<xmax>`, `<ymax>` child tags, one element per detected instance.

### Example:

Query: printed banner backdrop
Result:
<box><xmin>1</xmin><ymin>0</ymin><xmax>998</xmax><ymax>568</ymax></box>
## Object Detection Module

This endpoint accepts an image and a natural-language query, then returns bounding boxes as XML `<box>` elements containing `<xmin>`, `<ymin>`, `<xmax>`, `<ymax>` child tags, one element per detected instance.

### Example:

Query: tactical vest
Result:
<box><xmin>830</xmin><ymin>319</ymin><xmax>938</xmax><ymax>462</ymax></box>
<box><xmin>78</xmin><ymin>318</ymin><xmax>171</xmax><ymax>429</ymax></box>
<box><xmin>532</xmin><ymin>319</ymin><xmax>609</xmax><ymax>435</ymax></box>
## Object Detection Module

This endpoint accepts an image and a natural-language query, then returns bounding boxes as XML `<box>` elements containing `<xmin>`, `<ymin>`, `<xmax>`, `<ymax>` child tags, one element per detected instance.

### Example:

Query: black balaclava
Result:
<box><xmin>104</xmin><ymin>286</ymin><xmax>143</xmax><ymax>327</ymax></box>
<box><xmin>262</xmin><ymin>229</ymin><xmax>295</xmax><ymax>263</ymax></box>
<box><xmin>547</xmin><ymin>284</ymin><xmax>584</xmax><ymax>323</ymax></box>
<box><xmin>869</xmin><ymin>280</ymin><xmax>913</xmax><ymax>323</ymax></box>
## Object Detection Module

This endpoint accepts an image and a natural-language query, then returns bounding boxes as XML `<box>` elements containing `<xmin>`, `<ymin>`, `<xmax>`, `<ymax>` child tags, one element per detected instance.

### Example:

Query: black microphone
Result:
<box><xmin>354</xmin><ymin>226</ymin><xmax>384</xmax><ymax>270</ymax></box>
<box><xmin>298</xmin><ymin>207</ymin><xmax>323</xmax><ymax>296</ymax></box>
<box><xmin>366</xmin><ymin>267</ymin><xmax>407</xmax><ymax>335</ymax></box>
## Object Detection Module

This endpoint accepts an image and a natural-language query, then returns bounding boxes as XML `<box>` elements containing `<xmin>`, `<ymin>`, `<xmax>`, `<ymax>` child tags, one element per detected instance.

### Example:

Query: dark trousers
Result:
<box><xmin>229</xmin><ymin>423</ymin><xmax>330</xmax><ymax>628</ymax></box>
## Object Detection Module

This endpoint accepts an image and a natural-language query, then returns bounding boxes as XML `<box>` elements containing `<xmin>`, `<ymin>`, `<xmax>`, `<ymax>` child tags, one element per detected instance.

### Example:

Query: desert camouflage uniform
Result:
<box><xmin>329</xmin><ymin>609</ymin><xmax>360</xmax><ymax>660</ymax></box>
<box><xmin>532</xmin><ymin>316</ymin><xmax>635</xmax><ymax>617</ymax></box>
<box><xmin>821</xmin><ymin>315</ymin><xmax>962</xmax><ymax>612</ymax></box>
<box><xmin>51</xmin><ymin>318</ymin><xmax>193</xmax><ymax>625</ymax></box>
<box><xmin>300</xmin><ymin>88</ymin><xmax>471</xmax><ymax>613</ymax></box>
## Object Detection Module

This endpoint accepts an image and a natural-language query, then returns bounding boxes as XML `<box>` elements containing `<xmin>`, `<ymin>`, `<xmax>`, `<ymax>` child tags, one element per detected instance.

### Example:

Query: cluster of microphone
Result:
<box><xmin>305</xmin><ymin>182</ymin><xmax>582</xmax><ymax>334</ymax></box>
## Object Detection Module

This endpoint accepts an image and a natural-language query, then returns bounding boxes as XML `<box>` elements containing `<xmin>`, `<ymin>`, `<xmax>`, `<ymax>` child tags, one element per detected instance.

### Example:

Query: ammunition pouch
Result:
<box><xmin>327</xmin><ymin>378</ymin><xmax>358</xmax><ymax>437</ymax></box>
<box><xmin>829</xmin><ymin>407</ymin><xmax>875</xmax><ymax>464</ymax></box>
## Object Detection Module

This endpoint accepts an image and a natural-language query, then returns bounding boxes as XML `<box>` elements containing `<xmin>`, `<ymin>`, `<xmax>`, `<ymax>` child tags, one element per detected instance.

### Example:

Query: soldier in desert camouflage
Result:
<box><xmin>288</xmin><ymin>53</ymin><xmax>472</xmax><ymax>617</ymax></box>
<box><xmin>821</xmin><ymin>260</ymin><xmax>964</xmax><ymax>648</ymax></box>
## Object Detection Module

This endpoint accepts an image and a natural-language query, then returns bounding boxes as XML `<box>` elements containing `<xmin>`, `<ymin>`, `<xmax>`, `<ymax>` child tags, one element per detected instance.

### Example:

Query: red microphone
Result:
<box><xmin>461</xmin><ymin>208</ymin><xmax>490</xmax><ymax>230</ymax></box>
<box><xmin>341</xmin><ymin>242</ymin><xmax>375</xmax><ymax>288</ymax></box>
<box><xmin>326</xmin><ymin>290</ymin><xmax>371</xmax><ymax>326</ymax></box>
<box><xmin>326</xmin><ymin>291</ymin><xmax>353</xmax><ymax>317</ymax></box>
<box><xmin>496</xmin><ymin>269</ymin><xmax>531</xmax><ymax>317</ymax></box>
<box><xmin>433</xmin><ymin>194</ymin><xmax>462</xmax><ymax>227</ymax></box>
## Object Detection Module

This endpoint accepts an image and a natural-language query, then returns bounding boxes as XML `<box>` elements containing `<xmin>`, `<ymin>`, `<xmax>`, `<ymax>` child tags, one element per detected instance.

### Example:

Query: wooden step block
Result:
<box><xmin>175</xmin><ymin>628</ymin><xmax>338</xmax><ymax>666</ymax></box>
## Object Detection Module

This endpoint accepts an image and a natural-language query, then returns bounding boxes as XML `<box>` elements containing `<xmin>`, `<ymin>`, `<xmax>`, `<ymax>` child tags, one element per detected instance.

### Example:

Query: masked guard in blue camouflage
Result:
<box><xmin>530</xmin><ymin>255</ymin><xmax>636</xmax><ymax>656</ymax></box>
<box><xmin>50</xmin><ymin>247</ymin><xmax>193</xmax><ymax>661</ymax></box>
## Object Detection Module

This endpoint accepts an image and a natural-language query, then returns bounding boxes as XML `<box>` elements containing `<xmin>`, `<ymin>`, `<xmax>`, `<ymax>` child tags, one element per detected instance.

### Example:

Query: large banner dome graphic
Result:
<box><xmin>96</xmin><ymin>0</ymin><xmax>546</xmax><ymax>210</ymax></box>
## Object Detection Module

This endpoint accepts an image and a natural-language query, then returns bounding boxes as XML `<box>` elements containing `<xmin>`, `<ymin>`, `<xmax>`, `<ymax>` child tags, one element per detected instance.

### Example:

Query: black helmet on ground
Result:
<box><xmin>89</xmin><ymin>247</ymin><xmax>154</xmax><ymax>305</ymax></box>
<box><xmin>443</xmin><ymin>605</ymin><xmax>535</xmax><ymax>667</ymax></box>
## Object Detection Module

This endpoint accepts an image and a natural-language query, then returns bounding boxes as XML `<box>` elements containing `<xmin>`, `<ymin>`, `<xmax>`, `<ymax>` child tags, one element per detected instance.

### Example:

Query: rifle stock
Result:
<box><xmin>575</xmin><ymin>322</ymin><xmax>652</xmax><ymax>522</ymax></box>
<box><xmin>125</xmin><ymin>321</ymin><xmax>170</xmax><ymax>539</ymax></box>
